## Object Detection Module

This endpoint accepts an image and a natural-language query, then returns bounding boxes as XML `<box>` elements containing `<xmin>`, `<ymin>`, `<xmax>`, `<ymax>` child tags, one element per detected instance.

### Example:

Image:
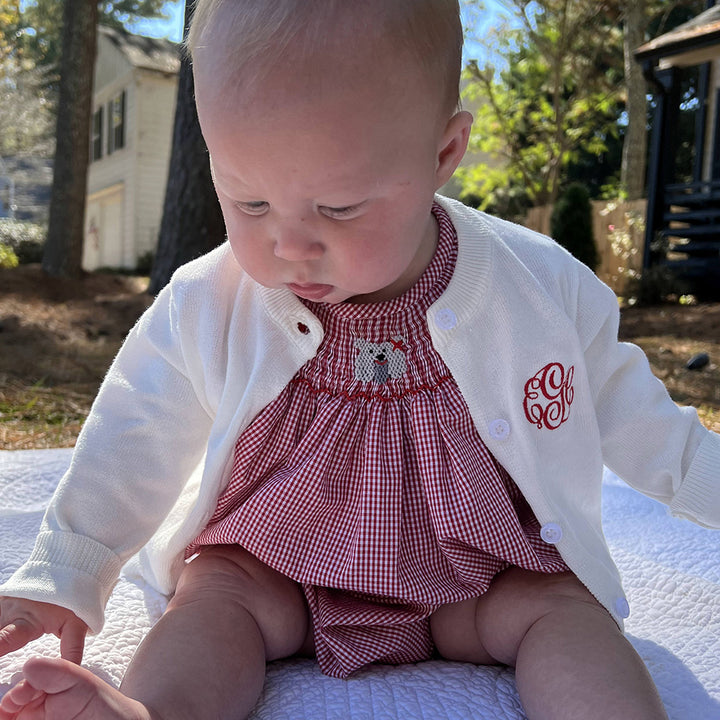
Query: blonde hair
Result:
<box><xmin>187</xmin><ymin>0</ymin><xmax>463</xmax><ymax>112</ymax></box>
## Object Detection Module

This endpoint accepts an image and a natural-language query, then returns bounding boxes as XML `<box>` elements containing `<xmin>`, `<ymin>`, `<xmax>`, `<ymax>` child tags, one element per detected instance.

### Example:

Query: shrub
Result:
<box><xmin>136</xmin><ymin>250</ymin><xmax>154</xmax><ymax>276</ymax></box>
<box><xmin>550</xmin><ymin>183</ymin><xmax>599</xmax><ymax>271</ymax></box>
<box><xmin>629</xmin><ymin>265</ymin><xmax>690</xmax><ymax>306</ymax></box>
<box><xmin>14</xmin><ymin>238</ymin><xmax>45</xmax><ymax>264</ymax></box>
<box><xmin>0</xmin><ymin>219</ymin><xmax>46</xmax><ymax>264</ymax></box>
<box><xmin>0</xmin><ymin>242</ymin><xmax>19</xmax><ymax>268</ymax></box>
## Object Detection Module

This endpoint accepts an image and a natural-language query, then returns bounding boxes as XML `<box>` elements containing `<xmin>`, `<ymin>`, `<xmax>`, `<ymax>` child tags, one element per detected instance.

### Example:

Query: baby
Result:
<box><xmin>1</xmin><ymin>1</ymin><xmax>718</xmax><ymax>719</ymax></box>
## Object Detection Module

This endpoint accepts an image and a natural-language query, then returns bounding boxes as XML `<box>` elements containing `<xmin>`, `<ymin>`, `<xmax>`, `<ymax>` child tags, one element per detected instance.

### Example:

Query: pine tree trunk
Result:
<box><xmin>42</xmin><ymin>0</ymin><xmax>98</xmax><ymax>279</ymax></box>
<box><xmin>621</xmin><ymin>0</ymin><xmax>648</xmax><ymax>201</ymax></box>
<box><xmin>149</xmin><ymin>0</ymin><xmax>225</xmax><ymax>294</ymax></box>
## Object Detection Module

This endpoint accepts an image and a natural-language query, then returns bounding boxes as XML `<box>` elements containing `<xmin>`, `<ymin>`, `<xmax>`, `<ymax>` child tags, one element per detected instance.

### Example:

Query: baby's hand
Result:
<box><xmin>0</xmin><ymin>597</ymin><xmax>87</xmax><ymax>664</ymax></box>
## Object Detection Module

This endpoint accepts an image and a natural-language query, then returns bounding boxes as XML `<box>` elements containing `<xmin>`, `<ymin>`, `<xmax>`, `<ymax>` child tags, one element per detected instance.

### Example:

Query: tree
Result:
<box><xmin>38</xmin><ymin>0</ymin><xmax>168</xmax><ymax>279</ymax></box>
<box><xmin>460</xmin><ymin>0</ymin><xmax>623</xmax><ymax>213</ymax></box>
<box><xmin>99</xmin><ymin>1</ymin><xmax>170</xmax><ymax>29</ymax></box>
<box><xmin>41</xmin><ymin>0</ymin><xmax>98</xmax><ymax>278</ymax></box>
<box><xmin>13</xmin><ymin>0</ymin><xmax>63</xmax><ymax>76</ymax></box>
<box><xmin>619</xmin><ymin>0</ymin><xmax>704</xmax><ymax>200</ymax></box>
<box><xmin>0</xmin><ymin>1</ymin><xmax>21</xmax><ymax>65</ymax></box>
<box><xmin>16</xmin><ymin>1</ymin><xmax>168</xmax><ymax>74</ymax></box>
<box><xmin>0</xmin><ymin>1</ymin><xmax>54</xmax><ymax>156</ymax></box>
<box><xmin>459</xmin><ymin>0</ymin><xmax>706</xmax><ymax>212</ymax></box>
<box><xmin>0</xmin><ymin>58</ymin><xmax>55</xmax><ymax>156</ymax></box>
<box><xmin>620</xmin><ymin>0</ymin><xmax>648</xmax><ymax>200</ymax></box>
<box><xmin>7</xmin><ymin>1</ymin><xmax>168</xmax><ymax>147</ymax></box>
<box><xmin>149</xmin><ymin>0</ymin><xmax>225</xmax><ymax>294</ymax></box>
<box><xmin>550</xmin><ymin>182</ymin><xmax>599</xmax><ymax>269</ymax></box>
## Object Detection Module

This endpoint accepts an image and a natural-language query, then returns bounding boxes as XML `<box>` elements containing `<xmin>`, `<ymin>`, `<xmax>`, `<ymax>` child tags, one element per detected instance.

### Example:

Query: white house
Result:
<box><xmin>84</xmin><ymin>25</ymin><xmax>180</xmax><ymax>271</ymax></box>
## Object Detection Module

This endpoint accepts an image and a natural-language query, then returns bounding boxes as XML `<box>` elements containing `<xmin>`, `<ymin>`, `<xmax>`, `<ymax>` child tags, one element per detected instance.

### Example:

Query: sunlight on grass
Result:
<box><xmin>696</xmin><ymin>405</ymin><xmax>720</xmax><ymax>434</ymax></box>
<box><xmin>0</xmin><ymin>378</ymin><xmax>89</xmax><ymax>449</ymax></box>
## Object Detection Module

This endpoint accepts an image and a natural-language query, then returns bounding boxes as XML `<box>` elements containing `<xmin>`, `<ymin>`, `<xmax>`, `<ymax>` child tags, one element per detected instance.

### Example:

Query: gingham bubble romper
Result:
<box><xmin>188</xmin><ymin>203</ymin><xmax>568</xmax><ymax>679</ymax></box>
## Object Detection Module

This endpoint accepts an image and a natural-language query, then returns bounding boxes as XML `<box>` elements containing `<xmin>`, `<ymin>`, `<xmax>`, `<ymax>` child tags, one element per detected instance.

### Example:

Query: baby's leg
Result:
<box><xmin>0</xmin><ymin>545</ymin><xmax>312</xmax><ymax>720</ymax></box>
<box><xmin>431</xmin><ymin>567</ymin><xmax>668</xmax><ymax>720</ymax></box>
<box><xmin>120</xmin><ymin>544</ymin><xmax>313</xmax><ymax>719</ymax></box>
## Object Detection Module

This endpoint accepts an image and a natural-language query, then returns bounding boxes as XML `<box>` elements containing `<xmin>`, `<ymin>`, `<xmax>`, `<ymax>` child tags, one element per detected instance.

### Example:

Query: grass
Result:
<box><xmin>0</xmin><ymin>378</ymin><xmax>91</xmax><ymax>449</ymax></box>
<box><xmin>626</xmin><ymin>336</ymin><xmax>720</xmax><ymax>433</ymax></box>
<box><xmin>0</xmin><ymin>265</ymin><xmax>151</xmax><ymax>450</ymax></box>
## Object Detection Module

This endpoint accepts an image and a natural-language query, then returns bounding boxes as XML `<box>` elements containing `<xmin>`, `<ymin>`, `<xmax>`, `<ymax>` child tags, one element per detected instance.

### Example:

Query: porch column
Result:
<box><xmin>642</xmin><ymin>65</ymin><xmax>681</xmax><ymax>269</ymax></box>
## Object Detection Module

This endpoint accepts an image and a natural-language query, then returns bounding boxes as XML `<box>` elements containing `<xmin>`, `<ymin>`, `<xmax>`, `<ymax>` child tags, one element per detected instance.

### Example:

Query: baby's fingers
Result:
<box><xmin>0</xmin><ymin>620</ymin><xmax>43</xmax><ymax>658</ymax></box>
<box><xmin>59</xmin><ymin>618</ymin><xmax>86</xmax><ymax>665</ymax></box>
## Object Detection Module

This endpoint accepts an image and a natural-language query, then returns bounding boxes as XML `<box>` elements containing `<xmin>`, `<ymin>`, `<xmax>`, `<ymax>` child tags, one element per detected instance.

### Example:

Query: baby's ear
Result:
<box><xmin>435</xmin><ymin>110</ymin><xmax>473</xmax><ymax>190</ymax></box>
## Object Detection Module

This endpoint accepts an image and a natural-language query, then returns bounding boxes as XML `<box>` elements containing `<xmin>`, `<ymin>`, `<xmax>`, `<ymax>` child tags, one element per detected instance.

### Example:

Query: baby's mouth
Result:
<box><xmin>287</xmin><ymin>283</ymin><xmax>334</xmax><ymax>301</ymax></box>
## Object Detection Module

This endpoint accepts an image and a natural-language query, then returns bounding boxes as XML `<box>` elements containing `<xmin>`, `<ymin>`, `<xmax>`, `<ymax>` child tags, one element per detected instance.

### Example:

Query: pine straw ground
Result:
<box><xmin>1</xmin><ymin>264</ymin><xmax>719</xmax><ymax>450</ymax></box>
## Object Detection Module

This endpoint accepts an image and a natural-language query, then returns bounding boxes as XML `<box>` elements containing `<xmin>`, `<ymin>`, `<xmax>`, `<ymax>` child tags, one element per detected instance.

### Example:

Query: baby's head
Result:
<box><xmin>188</xmin><ymin>0</ymin><xmax>472</xmax><ymax>304</ymax></box>
<box><xmin>188</xmin><ymin>0</ymin><xmax>464</xmax><ymax>116</ymax></box>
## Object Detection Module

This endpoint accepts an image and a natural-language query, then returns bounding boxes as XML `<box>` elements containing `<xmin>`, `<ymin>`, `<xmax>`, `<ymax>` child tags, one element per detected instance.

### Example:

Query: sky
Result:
<box><xmin>126</xmin><ymin>0</ymin><xmax>511</xmax><ymax>66</ymax></box>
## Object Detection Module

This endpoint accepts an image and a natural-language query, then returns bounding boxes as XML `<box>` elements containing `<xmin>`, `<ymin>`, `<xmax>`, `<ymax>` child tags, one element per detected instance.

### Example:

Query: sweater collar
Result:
<box><xmin>430</xmin><ymin>195</ymin><xmax>494</xmax><ymax>323</ymax></box>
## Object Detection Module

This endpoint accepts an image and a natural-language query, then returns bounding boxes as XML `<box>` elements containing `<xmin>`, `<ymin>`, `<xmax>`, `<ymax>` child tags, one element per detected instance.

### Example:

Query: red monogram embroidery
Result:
<box><xmin>523</xmin><ymin>362</ymin><xmax>574</xmax><ymax>430</ymax></box>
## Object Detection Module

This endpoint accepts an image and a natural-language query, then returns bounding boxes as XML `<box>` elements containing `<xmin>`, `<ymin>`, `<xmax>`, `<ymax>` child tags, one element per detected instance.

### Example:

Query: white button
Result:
<box><xmin>614</xmin><ymin>596</ymin><xmax>630</xmax><ymax>619</ymax></box>
<box><xmin>540</xmin><ymin>522</ymin><xmax>563</xmax><ymax>544</ymax></box>
<box><xmin>434</xmin><ymin>308</ymin><xmax>457</xmax><ymax>330</ymax></box>
<box><xmin>488</xmin><ymin>418</ymin><xmax>510</xmax><ymax>440</ymax></box>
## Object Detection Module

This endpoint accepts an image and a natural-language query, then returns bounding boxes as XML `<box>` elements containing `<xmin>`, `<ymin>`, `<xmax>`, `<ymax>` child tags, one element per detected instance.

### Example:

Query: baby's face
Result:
<box><xmin>195</xmin><ymin>36</ymin><xmax>470</xmax><ymax>304</ymax></box>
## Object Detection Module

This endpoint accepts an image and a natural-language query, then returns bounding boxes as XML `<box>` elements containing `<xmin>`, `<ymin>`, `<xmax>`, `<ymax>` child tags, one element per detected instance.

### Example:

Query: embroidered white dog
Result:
<box><xmin>354</xmin><ymin>337</ymin><xmax>407</xmax><ymax>384</ymax></box>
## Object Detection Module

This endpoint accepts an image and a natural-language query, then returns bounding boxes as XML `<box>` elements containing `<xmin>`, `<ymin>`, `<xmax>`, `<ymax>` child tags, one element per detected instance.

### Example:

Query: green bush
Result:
<box><xmin>136</xmin><ymin>250</ymin><xmax>154</xmax><ymax>276</ymax></box>
<box><xmin>14</xmin><ymin>238</ymin><xmax>45</xmax><ymax>264</ymax></box>
<box><xmin>0</xmin><ymin>219</ymin><xmax>46</xmax><ymax>264</ymax></box>
<box><xmin>0</xmin><ymin>242</ymin><xmax>19</xmax><ymax>268</ymax></box>
<box><xmin>550</xmin><ymin>183</ymin><xmax>599</xmax><ymax>271</ymax></box>
<box><xmin>629</xmin><ymin>265</ymin><xmax>690</xmax><ymax>306</ymax></box>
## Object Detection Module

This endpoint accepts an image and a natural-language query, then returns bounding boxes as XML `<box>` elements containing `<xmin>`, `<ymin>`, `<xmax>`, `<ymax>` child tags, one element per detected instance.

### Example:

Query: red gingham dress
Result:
<box><xmin>188</xmin><ymin>204</ymin><xmax>568</xmax><ymax>678</ymax></box>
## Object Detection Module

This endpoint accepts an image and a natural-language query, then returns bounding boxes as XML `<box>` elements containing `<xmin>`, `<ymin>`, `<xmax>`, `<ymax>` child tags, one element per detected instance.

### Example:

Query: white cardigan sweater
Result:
<box><xmin>2</xmin><ymin>196</ymin><xmax>719</xmax><ymax>635</ymax></box>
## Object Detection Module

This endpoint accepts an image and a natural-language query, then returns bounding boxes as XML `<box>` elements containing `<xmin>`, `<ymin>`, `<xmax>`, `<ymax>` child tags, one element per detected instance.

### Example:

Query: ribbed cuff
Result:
<box><xmin>0</xmin><ymin>531</ymin><xmax>124</xmax><ymax>634</ymax></box>
<box><xmin>670</xmin><ymin>432</ymin><xmax>720</xmax><ymax>529</ymax></box>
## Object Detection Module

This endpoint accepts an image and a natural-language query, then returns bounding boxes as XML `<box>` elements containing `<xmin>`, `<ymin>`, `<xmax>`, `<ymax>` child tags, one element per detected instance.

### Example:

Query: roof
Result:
<box><xmin>635</xmin><ymin>4</ymin><xmax>720</xmax><ymax>61</ymax></box>
<box><xmin>99</xmin><ymin>24</ymin><xmax>180</xmax><ymax>75</ymax></box>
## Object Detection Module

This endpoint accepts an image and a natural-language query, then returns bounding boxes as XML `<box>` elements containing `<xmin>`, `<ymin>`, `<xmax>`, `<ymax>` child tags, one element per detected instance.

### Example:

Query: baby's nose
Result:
<box><xmin>273</xmin><ymin>225</ymin><xmax>324</xmax><ymax>261</ymax></box>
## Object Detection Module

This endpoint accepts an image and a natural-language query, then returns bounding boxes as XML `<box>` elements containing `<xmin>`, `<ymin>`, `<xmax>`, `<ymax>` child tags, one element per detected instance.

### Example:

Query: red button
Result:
<box><xmin>297</xmin><ymin>322</ymin><xmax>310</xmax><ymax>335</ymax></box>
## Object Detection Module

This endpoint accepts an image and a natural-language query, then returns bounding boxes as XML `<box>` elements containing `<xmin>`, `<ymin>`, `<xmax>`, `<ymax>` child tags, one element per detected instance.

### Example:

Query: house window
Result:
<box><xmin>107</xmin><ymin>90</ymin><xmax>126</xmax><ymax>155</ymax></box>
<box><xmin>91</xmin><ymin>107</ymin><xmax>103</xmax><ymax>161</ymax></box>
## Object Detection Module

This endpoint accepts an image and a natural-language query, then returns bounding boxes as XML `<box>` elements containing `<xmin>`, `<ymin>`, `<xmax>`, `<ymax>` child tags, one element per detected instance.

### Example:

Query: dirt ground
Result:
<box><xmin>1</xmin><ymin>264</ymin><xmax>719</xmax><ymax>449</ymax></box>
<box><xmin>617</xmin><ymin>301</ymin><xmax>720</xmax><ymax>433</ymax></box>
<box><xmin>0</xmin><ymin>265</ymin><xmax>152</xmax><ymax>449</ymax></box>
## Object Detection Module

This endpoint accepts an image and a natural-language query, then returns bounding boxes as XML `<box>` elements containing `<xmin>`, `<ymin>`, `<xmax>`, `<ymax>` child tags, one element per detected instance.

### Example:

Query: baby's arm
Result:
<box><xmin>0</xmin><ymin>273</ymin><xmax>216</xmax><ymax>633</ymax></box>
<box><xmin>0</xmin><ymin>597</ymin><xmax>87</xmax><ymax>663</ymax></box>
<box><xmin>573</xmin><ymin>263</ymin><xmax>719</xmax><ymax>527</ymax></box>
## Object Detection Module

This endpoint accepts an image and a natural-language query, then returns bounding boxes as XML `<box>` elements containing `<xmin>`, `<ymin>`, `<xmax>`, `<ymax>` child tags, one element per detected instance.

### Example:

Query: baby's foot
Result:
<box><xmin>0</xmin><ymin>657</ymin><xmax>152</xmax><ymax>720</ymax></box>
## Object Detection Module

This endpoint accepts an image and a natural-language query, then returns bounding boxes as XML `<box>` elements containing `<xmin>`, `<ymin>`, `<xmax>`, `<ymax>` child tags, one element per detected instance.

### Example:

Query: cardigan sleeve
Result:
<box><xmin>571</xmin><ymin>264</ymin><xmax>720</xmax><ymax>529</ymax></box>
<box><xmin>0</xmin><ymin>277</ymin><xmax>216</xmax><ymax>633</ymax></box>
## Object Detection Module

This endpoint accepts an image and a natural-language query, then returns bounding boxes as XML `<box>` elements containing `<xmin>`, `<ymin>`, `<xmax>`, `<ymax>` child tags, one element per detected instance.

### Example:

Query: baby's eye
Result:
<box><xmin>319</xmin><ymin>203</ymin><xmax>365</xmax><ymax>220</ymax></box>
<box><xmin>235</xmin><ymin>201</ymin><xmax>269</xmax><ymax>216</ymax></box>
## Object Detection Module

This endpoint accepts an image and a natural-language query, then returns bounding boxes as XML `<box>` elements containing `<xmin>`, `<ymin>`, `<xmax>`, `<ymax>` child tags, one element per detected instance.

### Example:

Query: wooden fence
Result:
<box><xmin>523</xmin><ymin>199</ymin><xmax>647</xmax><ymax>296</ymax></box>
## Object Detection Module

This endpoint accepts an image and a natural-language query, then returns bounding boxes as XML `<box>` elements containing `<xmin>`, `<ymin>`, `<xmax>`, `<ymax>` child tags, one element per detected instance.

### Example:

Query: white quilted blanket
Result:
<box><xmin>1</xmin><ymin>449</ymin><xmax>718</xmax><ymax>719</ymax></box>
